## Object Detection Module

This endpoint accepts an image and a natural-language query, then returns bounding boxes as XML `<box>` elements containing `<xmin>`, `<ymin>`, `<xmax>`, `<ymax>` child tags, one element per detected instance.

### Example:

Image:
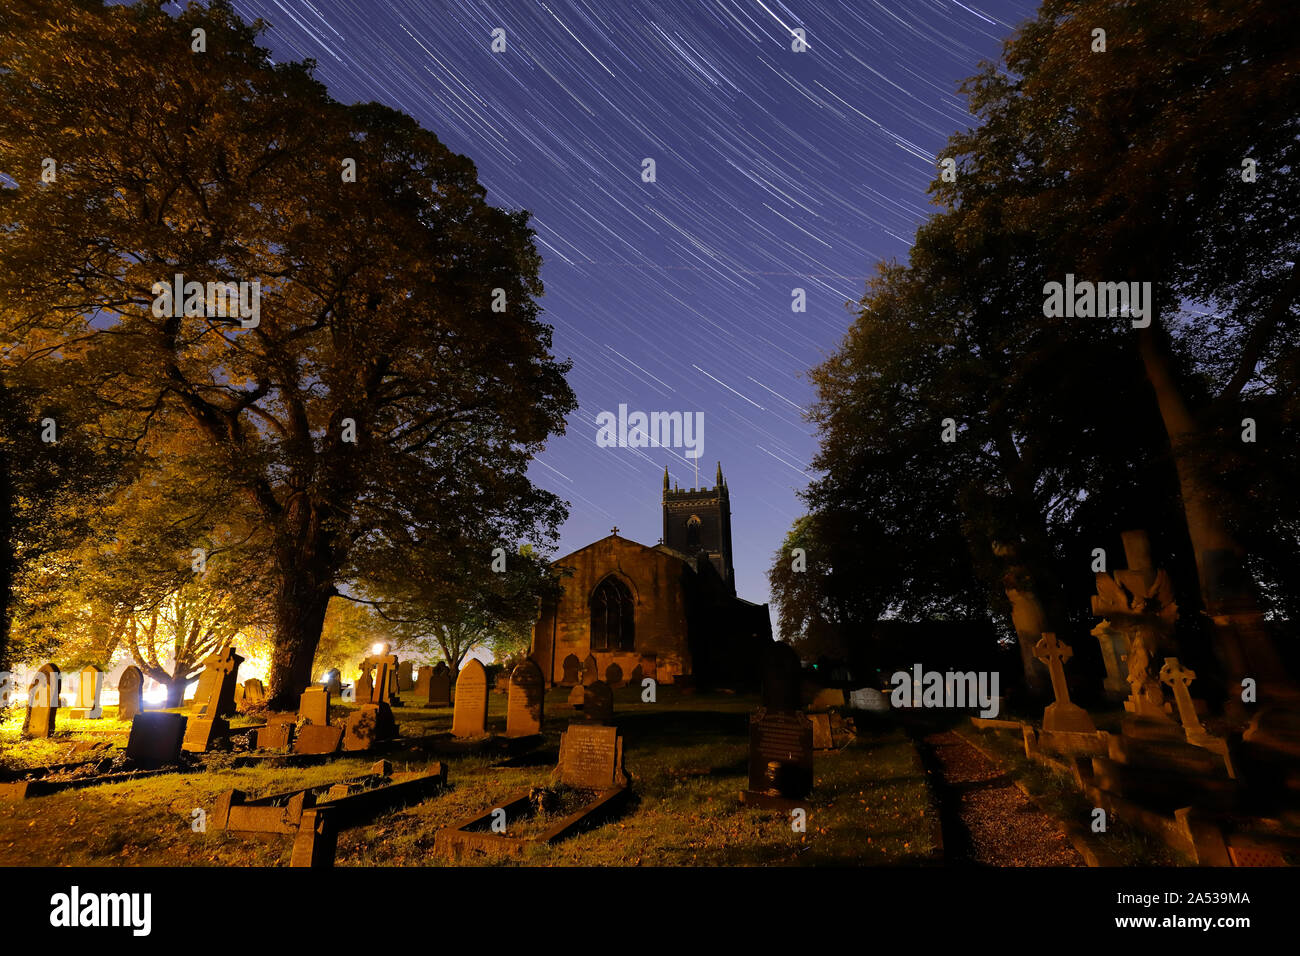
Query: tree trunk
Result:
<box><xmin>266</xmin><ymin>551</ymin><xmax>336</xmax><ymax>710</ymax></box>
<box><xmin>1136</xmin><ymin>322</ymin><xmax>1294</xmax><ymax>698</ymax></box>
<box><xmin>165</xmin><ymin>675</ymin><xmax>188</xmax><ymax>709</ymax></box>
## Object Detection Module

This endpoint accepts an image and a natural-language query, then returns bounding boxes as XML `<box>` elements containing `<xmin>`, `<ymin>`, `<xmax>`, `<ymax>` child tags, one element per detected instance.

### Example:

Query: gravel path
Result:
<box><xmin>920</xmin><ymin>730</ymin><xmax>1084</xmax><ymax>867</ymax></box>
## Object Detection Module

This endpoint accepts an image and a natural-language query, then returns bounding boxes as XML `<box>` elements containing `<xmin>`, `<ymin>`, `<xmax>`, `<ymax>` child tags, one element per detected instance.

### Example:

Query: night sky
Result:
<box><xmin>226</xmin><ymin>0</ymin><xmax>1038</xmax><ymax>613</ymax></box>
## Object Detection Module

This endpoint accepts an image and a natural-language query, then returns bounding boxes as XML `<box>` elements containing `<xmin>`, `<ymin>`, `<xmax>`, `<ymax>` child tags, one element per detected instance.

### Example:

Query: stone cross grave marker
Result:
<box><xmin>1033</xmin><ymin>633</ymin><xmax>1097</xmax><ymax>734</ymax></box>
<box><xmin>1159</xmin><ymin>657</ymin><xmax>1212</xmax><ymax>745</ymax></box>
<box><xmin>452</xmin><ymin>659</ymin><xmax>488</xmax><ymax>738</ymax></box>
<box><xmin>193</xmin><ymin>646</ymin><xmax>244</xmax><ymax>717</ymax></box>
<box><xmin>361</xmin><ymin>649</ymin><xmax>399</xmax><ymax>705</ymax></box>
<box><xmin>117</xmin><ymin>666</ymin><xmax>143</xmax><ymax>721</ymax></box>
<box><xmin>506</xmin><ymin>659</ymin><xmax>545</xmax><ymax>737</ymax></box>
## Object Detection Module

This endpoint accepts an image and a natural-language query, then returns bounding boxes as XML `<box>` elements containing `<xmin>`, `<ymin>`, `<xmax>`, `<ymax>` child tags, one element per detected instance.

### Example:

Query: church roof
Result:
<box><xmin>550</xmin><ymin>533</ymin><xmax>691</xmax><ymax>570</ymax></box>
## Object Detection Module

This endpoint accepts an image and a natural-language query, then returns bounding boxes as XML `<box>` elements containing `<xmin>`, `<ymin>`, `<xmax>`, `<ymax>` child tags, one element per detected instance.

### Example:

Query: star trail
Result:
<box><xmin>225</xmin><ymin>0</ymin><xmax>1038</xmax><ymax>608</ymax></box>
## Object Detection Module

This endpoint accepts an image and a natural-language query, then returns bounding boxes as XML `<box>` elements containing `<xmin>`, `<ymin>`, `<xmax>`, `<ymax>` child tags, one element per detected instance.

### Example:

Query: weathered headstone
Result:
<box><xmin>126</xmin><ymin>712</ymin><xmax>187</xmax><ymax>766</ymax></box>
<box><xmin>1091</xmin><ymin>530</ymin><xmax>1179</xmax><ymax>698</ymax></box>
<box><xmin>809</xmin><ymin>713</ymin><xmax>833</xmax><ymax>751</ymax></box>
<box><xmin>452</xmin><ymin>659</ymin><xmax>488</xmax><ymax>738</ymax></box>
<box><xmin>294</xmin><ymin>723</ymin><xmax>344</xmax><ymax>755</ymax></box>
<box><xmin>241</xmin><ymin>678</ymin><xmax>265</xmax><ymax>705</ymax></box>
<box><xmin>605</xmin><ymin>662</ymin><xmax>624</xmax><ymax>687</ymax></box>
<box><xmin>342</xmin><ymin>703</ymin><xmax>395</xmax><ymax>751</ymax></box>
<box><xmin>252</xmin><ymin>721</ymin><xmax>294</xmax><ymax>751</ymax></box>
<box><xmin>849</xmin><ymin>687</ymin><xmax>889</xmax><ymax>712</ymax></box>
<box><xmin>582</xmin><ymin>680</ymin><xmax>613</xmax><ymax>724</ymax></box>
<box><xmin>743</xmin><ymin>710</ymin><xmax>814</xmax><ymax>807</ymax></box>
<box><xmin>183</xmin><ymin>716</ymin><xmax>230</xmax><ymax>753</ymax></box>
<box><xmin>561</xmin><ymin>654</ymin><xmax>582</xmax><ymax>686</ymax></box>
<box><xmin>1033</xmin><ymin>633</ymin><xmax>1097</xmax><ymax>734</ymax></box>
<box><xmin>397</xmin><ymin>660</ymin><xmax>415</xmax><ymax>693</ymax></box>
<box><xmin>299</xmin><ymin>686</ymin><xmax>330</xmax><ymax>726</ymax></box>
<box><xmin>70</xmin><ymin>665</ymin><xmax>104</xmax><ymax>719</ymax></box>
<box><xmin>628</xmin><ymin>664</ymin><xmax>644</xmax><ymax>687</ymax></box>
<box><xmin>582</xmin><ymin>654</ymin><xmax>599</xmax><ymax>686</ymax></box>
<box><xmin>506</xmin><ymin>659</ymin><xmax>545</xmax><ymax>737</ymax></box>
<box><xmin>355</xmin><ymin>666</ymin><xmax>374</xmax><ymax>705</ymax></box>
<box><xmin>567</xmin><ymin>684</ymin><xmax>585</xmax><ymax>708</ymax></box>
<box><xmin>360</xmin><ymin>648</ymin><xmax>399</xmax><ymax>705</ymax></box>
<box><xmin>761</xmin><ymin>642</ymin><xmax>802</xmax><ymax>712</ymax></box>
<box><xmin>414</xmin><ymin>665</ymin><xmax>433</xmax><ymax>701</ymax></box>
<box><xmin>192</xmin><ymin>646</ymin><xmax>244</xmax><ymax>717</ymax></box>
<box><xmin>117</xmin><ymin>666</ymin><xmax>144</xmax><ymax>721</ymax></box>
<box><xmin>429</xmin><ymin>662</ymin><xmax>452</xmax><ymax>706</ymax></box>
<box><xmin>23</xmin><ymin>663</ymin><xmax>60</xmax><ymax>738</ymax></box>
<box><xmin>557</xmin><ymin>723</ymin><xmax>628</xmax><ymax>790</ymax></box>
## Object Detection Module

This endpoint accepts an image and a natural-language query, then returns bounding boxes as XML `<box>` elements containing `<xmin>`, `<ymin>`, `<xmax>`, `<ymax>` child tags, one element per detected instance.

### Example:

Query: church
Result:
<box><xmin>530</xmin><ymin>463</ymin><xmax>773</xmax><ymax>688</ymax></box>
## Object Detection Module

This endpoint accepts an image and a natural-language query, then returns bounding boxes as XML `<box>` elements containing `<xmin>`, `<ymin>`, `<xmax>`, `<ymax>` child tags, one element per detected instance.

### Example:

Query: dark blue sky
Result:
<box><xmin>229</xmin><ymin>0</ymin><xmax>1038</xmax><ymax>612</ymax></box>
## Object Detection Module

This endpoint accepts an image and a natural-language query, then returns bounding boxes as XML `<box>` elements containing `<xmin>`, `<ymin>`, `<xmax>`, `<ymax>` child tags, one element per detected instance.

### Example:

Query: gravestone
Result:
<box><xmin>183</xmin><ymin>716</ymin><xmax>230</xmax><ymax>753</ymax></box>
<box><xmin>242</xmin><ymin>678</ymin><xmax>265</xmax><ymax>705</ymax></box>
<box><xmin>414</xmin><ymin>665</ymin><xmax>433</xmax><ymax>701</ymax></box>
<box><xmin>300</xmin><ymin>686</ymin><xmax>330</xmax><ymax>726</ymax></box>
<box><xmin>810</xmin><ymin>713</ymin><xmax>833</xmax><ymax>750</ymax></box>
<box><xmin>355</xmin><ymin>666</ymin><xmax>374</xmax><ymax>705</ymax></box>
<box><xmin>605</xmin><ymin>662</ymin><xmax>624</xmax><ymax>688</ymax></box>
<box><xmin>117</xmin><ymin>666</ymin><xmax>144</xmax><ymax>721</ymax></box>
<box><xmin>743</xmin><ymin>710</ymin><xmax>814</xmax><ymax>807</ymax></box>
<box><xmin>70</xmin><ymin>665</ymin><xmax>104</xmax><ymax>719</ymax></box>
<box><xmin>567</xmin><ymin>684</ymin><xmax>585</xmax><ymax>708</ymax></box>
<box><xmin>323</xmin><ymin>669</ymin><xmax>342</xmax><ymax>698</ymax></box>
<box><xmin>1033</xmin><ymin>633</ymin><xmax>1097</xmax><ymax>734</ymax></box>
<box><xmin>761</xmin><ymin>642</ymin><xmax>802</xmax><ymax>712</ymax></box>
<box><xmin>294</xmin><ymin>723</ymin><xmax>344</xmax><ymax>755</ymax></box>
<box><xmin>126</xmin><ymin>712</ymin><xmax>188</xmax><ymax>766</ymax></box>
<box><xmin>23</xmin><ymin>663</ymin><xmax>61</xmax><ymax>738</ymax></box>
<box><xmin>506</xmin><ymin>659</ymin><xmax>545</xmax><ymax>737</ymax></box>
<box><xmin>582</xmin><ymin>654</ymin><xmax>599</xmax><ymax>686</ymax></box>
<box><xmin>252</xmin><ymin>721</ymin><xmax>294</xmax><ymax>751</ymax></box>
<box><xmin>452</xmin><ymin>659</ymin><xmax>488</xmax><ymax>738</ymax></box>
<box><xmin>561</xmin><ymin>654</ymin><xmax>581</xmax><ymax>686</ymax></box>
<box><xmin>192</xmin><ymin>646</ymin><xmax>244</xmax><ymax>717</ymax></box>
<box><xmin>628</xmin><ymin>664</ymin><xmax>644</xmax><ymax>687</ymax></box>
<box><xmin>557</xmin><ymin>723</ymin><xmax>628</xmax><ymax>790</ymax></box>
<box><xmin>849</xmin><ymin>687</ymin><xmax>889</xmax><ymax>712</ymax></box>
<box><xmin>397</xmin><ymin>660</ymin><xmax>415</xmax><ymax>693</ymax></box>
<box><xmin>429</xmin><ymin>663</ymin><xmax>452</xmax><ymax>706</ymax></box>
<box><xmin>582</xmin><ymin>680</ymin><xmax>614</xmax><ymax>723</ymax></box>
<box><xmin>360</xmin><ymin>648</ymin><xmax>399</xmax><ymax>705</ymax></box>
<box><xmin>342</xmin><ymin>703</ymin><xmax>395</xmax><ymax>751</ymax></box>
<box><xmin>1091</xmin><ymin>530</ymin><xmax>1180</xmax><ymax>698</ymax></box>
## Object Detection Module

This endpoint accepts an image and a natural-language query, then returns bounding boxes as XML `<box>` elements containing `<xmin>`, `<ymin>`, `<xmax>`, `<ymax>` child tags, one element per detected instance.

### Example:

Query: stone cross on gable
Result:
<box><xmin>611</xmin><ymin>526</ymin><xmax>619</xmax><ymax>537</ymax></box>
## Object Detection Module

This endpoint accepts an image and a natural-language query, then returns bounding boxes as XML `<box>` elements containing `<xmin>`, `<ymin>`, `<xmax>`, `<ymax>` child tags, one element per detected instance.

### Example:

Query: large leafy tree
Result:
<box><xmin>0</xmin><ymin>0</ymin><xmax>576</xmax><ymax>706</ymax></box>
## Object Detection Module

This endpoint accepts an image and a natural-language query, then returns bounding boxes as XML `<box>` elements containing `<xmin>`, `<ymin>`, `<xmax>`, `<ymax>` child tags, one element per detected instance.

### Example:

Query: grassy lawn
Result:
<box><xmin>0</xmin><ymin>688</ymin><xmax>937</xmax><ymax>867</ymax></box>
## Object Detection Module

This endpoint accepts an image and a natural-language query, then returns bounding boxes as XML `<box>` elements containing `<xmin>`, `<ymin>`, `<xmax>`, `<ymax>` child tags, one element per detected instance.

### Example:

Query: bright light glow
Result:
<box><xmin>143</xmin><ymin>684</ymin><xmax>168</xmax><ymax>705</ymax></box>
<box><xmin>372</xmin><ymin>643</ymin><xmax>385</xmax><ymax>655</ymax></box>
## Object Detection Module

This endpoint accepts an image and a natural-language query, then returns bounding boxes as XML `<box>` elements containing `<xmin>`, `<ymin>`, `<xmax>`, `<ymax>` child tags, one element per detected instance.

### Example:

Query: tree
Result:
<box><xmin>939</xmin><ymin>0</ymin><xmax>1300</xmax><ymax>695</ymax></box>
<box><xmin>0</xmin><ymin>0</ymin><xmax>576</xmax><ymax>707</ymax></box>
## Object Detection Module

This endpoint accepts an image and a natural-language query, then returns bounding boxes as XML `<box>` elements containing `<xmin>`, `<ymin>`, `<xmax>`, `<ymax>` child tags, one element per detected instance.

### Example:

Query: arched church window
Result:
<box><xmin>686</xmin><ymin>514</ymin><xmax>702</xmax><ymax>549</ymax></box>
<box><xmin>590</xmin><ymin>576</ymin><xmax>635</xmax><ymax>652</ymax></box>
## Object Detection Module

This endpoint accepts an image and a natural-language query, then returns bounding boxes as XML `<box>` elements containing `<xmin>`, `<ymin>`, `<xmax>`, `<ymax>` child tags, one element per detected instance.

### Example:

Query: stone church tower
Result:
<box><xmin>662</xmin><ymin>462</ymin><xmax>734</xmax><ymax>595</ymax></box>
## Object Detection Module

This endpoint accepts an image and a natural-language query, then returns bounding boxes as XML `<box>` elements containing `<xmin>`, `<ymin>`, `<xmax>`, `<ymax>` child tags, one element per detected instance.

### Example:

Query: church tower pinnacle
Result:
<box><xmin>661</xmin><ymin>461</ymin><xmax>735</xmax><ymax>594</ymax></box>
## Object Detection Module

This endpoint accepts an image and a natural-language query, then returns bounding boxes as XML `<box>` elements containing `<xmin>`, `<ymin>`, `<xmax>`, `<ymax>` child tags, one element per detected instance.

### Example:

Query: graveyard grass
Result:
<box><xmin>0</xmin><ymin>688</ymin><xmax>938</xmax><ymax>866</ymax></box>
